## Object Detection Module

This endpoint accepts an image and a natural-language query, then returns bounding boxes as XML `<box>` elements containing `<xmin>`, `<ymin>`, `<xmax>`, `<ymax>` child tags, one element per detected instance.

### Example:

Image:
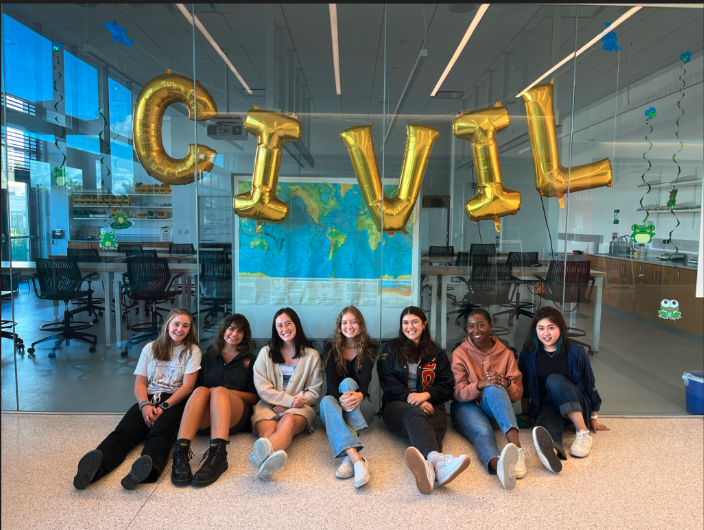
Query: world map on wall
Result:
<box><xmin>238</xmin><ymin>181</ymin><xmax>413</xmax><ymax>282</ymax></box>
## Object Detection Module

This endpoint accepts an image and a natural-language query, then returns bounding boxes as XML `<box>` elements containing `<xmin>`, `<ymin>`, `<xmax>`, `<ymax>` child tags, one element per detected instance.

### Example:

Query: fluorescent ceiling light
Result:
<box><xmin>175</xmin><ymin>3</ymin><xmax>252</xmax><ymax>94</ymax></box>
<box><xmin>516</xmin><ymin>6</ymin><xmax>642</xmax><ymax>97</ymax></box>
<box><xmin>329</xmin><ymin>4</ymin><xmax>341</xmax><ymax>95</ymax></box>
<box><xmin>431</xmin><ymin>4</ymin><xmax>490</xmax><ymax>97</ymax></box>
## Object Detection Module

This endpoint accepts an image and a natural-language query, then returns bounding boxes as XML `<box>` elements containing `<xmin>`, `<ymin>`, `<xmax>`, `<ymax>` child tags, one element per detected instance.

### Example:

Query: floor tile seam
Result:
<box><xmin>124</xmin><ymin>471</ymin><xmax>172</xmax><ymax>530</ymax></box>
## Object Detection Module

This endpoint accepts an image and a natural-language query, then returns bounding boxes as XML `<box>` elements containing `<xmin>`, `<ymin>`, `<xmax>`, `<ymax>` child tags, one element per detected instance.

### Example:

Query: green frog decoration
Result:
<box><xmin>110</xmin><ymin>209</ymin><xmax>133</xmax><ymax>230</ymax></box>
<box><xmin>99</xmin><ymin>228</ymin><xmax>117</xmax><ymax>250</ymax></box>
<box><xmin>53</xmin><ymin>167</ymin><xmax>67</xmax><ymax>187</ymax></box>
<box><xmin>631</xmin><ymin>223</ymin><xmax>655</xmax><ymax>244</ymax></box>
<box><xmin>658</xmin><ymin>299</ymin><xmax>682</xmax><ymax>320</ymax></box>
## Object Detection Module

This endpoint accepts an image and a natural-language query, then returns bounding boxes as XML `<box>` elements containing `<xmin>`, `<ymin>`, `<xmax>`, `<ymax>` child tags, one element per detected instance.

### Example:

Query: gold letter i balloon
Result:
<box><xmin>133</xmin><ymin>70</ymin><xmax>218</xmax><ymax>185</ymax></box>
<box><xmin>453</xmin><ymin>103</ymin><xmax>521</xmax><ymax>232</ymax></box>
<box><xmin>233</xmin><ymin>107</ymin><xmax>301</xmax><ymax>234</ymax></box>
<box><xmin>522</xmin><ymin>81</ymin><xmax>612</xmax><ymax>207</ymax></box>
<box><xmin>340</xmin><ymin>124</ymin><xmax>439</xmax><ymax>235</ymax></box>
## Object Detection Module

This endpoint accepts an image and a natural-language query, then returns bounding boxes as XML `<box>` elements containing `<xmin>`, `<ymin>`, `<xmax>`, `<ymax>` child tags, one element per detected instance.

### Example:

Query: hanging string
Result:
<box><xmin>667</xmin><ymin>51</ymin><xmax>689</xmax><ymax>258</ymax></box>
<box><xmin>639</xmin><ymin>108</ymin><xmax>655</xmax><ymax>225</ymax></box>
<box><xmin>52</xmin><ymin>46</ymin><xmax>67</xmax><ymax>184</ymax></box>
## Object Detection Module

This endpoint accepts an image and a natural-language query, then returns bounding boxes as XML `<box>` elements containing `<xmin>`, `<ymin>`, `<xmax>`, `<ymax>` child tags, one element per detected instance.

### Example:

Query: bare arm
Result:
<box><xmin>134</xmin><ymin>375</ymin><xmax>149</xmax><ymax>403</ymax></box>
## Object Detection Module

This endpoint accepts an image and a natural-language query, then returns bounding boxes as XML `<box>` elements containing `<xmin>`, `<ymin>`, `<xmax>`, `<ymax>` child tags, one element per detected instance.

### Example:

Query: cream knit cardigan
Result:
<box><xmin>252</xmin><ymin>345</ymin><xmax>323</xmax><ymax>431</ymax></box>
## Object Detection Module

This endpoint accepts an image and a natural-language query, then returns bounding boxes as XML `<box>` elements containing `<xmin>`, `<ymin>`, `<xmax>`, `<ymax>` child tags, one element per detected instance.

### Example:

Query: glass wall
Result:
<box><xmin>2</xmin><ymin>4</ymin><xmax>702</xmax><ymax>414</ymax></box>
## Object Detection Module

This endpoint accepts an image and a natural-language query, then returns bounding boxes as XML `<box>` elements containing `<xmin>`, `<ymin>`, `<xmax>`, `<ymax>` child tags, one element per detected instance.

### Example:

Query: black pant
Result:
<box><xmin>381</xmin><ymin>401</ymin><xmax>448</xmax><ymax>458</ymax></box>
<box><xmin>536</xmin><ymin>374</ymin><xmax>583</xmax><ymax>460</ymax></box>
<box><xmin>92</xmin><ymin>393</ymin><xmax>186</xmax><ymax>483</ymax></box>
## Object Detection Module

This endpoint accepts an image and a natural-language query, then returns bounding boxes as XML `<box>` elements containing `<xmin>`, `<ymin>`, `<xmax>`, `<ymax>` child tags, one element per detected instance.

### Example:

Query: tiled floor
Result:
<box><xmin>1</xmin><ymin>413</ymin><xmax>702</xmax><ymax>530</ymax></box>
<box><xmin>2</xmin><ymin>282</ymin><xmax>703</xmax><ymax>414</ymax></box>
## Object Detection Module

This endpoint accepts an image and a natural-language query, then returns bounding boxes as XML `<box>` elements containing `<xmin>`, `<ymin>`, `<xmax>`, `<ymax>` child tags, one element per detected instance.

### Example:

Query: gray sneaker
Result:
<box><xmin>497</xmin><ymin>443</ymin><xmax>519</xmax><ymax>490</ymax></box>
<box><xmin>257</xmin><ymin>450</ymin><xmax>287</xmax><ymax>482</ymax></box>
<box><xmin>248</xmin><ymin>438</ymin><xmax>274</xmax><ymax>468</ymax></box>
<box><xmin>533</xmin><ymin>426</ymin><xmax>562</xmax><ymax>473</ymax></box>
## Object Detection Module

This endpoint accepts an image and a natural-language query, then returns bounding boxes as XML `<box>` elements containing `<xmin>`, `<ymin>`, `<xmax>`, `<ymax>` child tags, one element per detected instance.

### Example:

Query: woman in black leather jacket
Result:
<box><xmin>377</xmin><ymin>306</ymin><xmax>470</xmax><ymax>494</ymax></box>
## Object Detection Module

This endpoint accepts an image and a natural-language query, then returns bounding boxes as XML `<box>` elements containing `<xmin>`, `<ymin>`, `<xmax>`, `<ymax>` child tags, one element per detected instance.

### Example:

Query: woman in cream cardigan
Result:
<box><xmin>249</xmin><ymin>307</ymin><xmax>323</xmax><ymax>481</ymax></box>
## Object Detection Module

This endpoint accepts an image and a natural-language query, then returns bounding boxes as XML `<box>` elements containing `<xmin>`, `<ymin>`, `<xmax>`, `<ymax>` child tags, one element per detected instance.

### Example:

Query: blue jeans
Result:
<box><xmin>451</xmin><ymin>385</ymin><xmax>519</xmax><ymax>473</ymax></box>
<box><xmin>536</xmin><ymin>374</ymin><xmax>582</xmax><ymax>459</ymax></box>
<box><xmin>319</xmin><ymin>378</ymin><xmax>375</xmax><ymax>458</ymax></box>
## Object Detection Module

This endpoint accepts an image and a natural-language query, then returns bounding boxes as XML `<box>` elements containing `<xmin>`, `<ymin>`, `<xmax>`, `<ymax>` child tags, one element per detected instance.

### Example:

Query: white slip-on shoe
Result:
<box><xmin>336</xmin><ymin>455</ymin><xmax>354</xmax><ymax>479</ymax></box>
<box><xmin>496</xmin><ymin>443</ymin><xmax>519</xmax><ymax>490</ymax></box>
<box><xmin>248</xmin><ymin>437</ymin><xmax>274</xmax><ymax>468</ymax></box>
<box><xmin>353</xmin><ymin>458</ymin><xmax>370</xmax><ymax>488</ymax></box>
<box><xmin>533</xmin><ymin>426</ymin><xmax>562</xmax><ymax>473</ymax></box>
<box><xmin>514</xmin><ymin>447</ymin><xmax>527</xmax><ymax>479</ymax></box>
<box><xmin>431</xmin><ymin>452</ymin><xmax>471</xmax><ymax>487</ymax></box>
<box><xmin>405</xmin><ymin>447</ymin><xmax>435</xmax><ymax>495</ymax></box>
<box><xmin>570</xmin><ymin>429</ymin><xmax>593</xmax><ymax>458</ymax></box>
<box><xmin>257</xmin><ymin>450</ymin><xmax>288</xmax><ymax>481</ymax></box>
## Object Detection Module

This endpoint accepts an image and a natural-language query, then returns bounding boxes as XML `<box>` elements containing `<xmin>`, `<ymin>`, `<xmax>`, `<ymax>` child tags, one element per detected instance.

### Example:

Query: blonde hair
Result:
<box><xmin>151</xmin><ymin>308</ymin><xmax>198</xmax><ymax>361</ymax></box>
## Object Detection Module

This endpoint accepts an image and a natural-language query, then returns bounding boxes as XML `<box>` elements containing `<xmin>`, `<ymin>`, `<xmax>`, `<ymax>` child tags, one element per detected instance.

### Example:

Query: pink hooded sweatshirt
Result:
<box><xmin>451</xmin><ymin>336</ymin><xmax>523</xmax><ymax>404</ymax></box>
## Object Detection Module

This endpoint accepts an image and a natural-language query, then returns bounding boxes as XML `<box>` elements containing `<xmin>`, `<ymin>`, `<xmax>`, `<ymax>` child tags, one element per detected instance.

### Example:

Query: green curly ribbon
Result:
<box><xmin>97</xmin><ymin>110</ymin><xmax>112</xmax><ymax>192</ymax></box>
<box><xmin>639</xmin><ymin>117</ymin><xmax>653</xmax><ymax>224</ymax></box>
<box><xmin>52</xmin><ymin>49</ymin><xmax>67</xmax><ymax>180</ymax></box>
<box><xmin>667</xmin><ymin>60</ymin><xmax>686</xmax><ymax>258</ymax></box>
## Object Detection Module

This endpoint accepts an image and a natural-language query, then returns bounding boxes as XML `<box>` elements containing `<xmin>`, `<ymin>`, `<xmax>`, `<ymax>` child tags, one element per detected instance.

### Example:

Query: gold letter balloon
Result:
<box><xmin>522</xmin><ymin>81</ymin><xmax>612</xmax><ymax>207</ymax></box>
<box><xmin>340</xmin><ymin>124</ymin><xmax>439</xmax><ymax>235</ymax></box>
<box><xmin>453</xmin><ymin>103</ymin><xmax>521</xmax><ymax>232</ymax></box>
<box><xmin>133</xmin><ymin>69</ymin><xmax>218</xmax><ymax>185</ymax></box>
<box><xmin>233</xmin><ymin>107</ymin><xmax>301</xmax><ymax>234</ymax></box>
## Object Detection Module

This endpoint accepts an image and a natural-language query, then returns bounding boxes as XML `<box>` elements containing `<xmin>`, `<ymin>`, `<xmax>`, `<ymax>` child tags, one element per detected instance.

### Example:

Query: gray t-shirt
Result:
<box><xmin>134</xmin><ymin>342</ymin><xmax>202</xmax><ymax>398</ymax></box>
<box><xmin>280</xmin><ymin>364</ymin><xmax>296</xmax><ymax>388</ymax></box>
<box><xmin>407</xmin><ymin>362</ymin><xmax>420</xmax><ymax>392</ymax></box>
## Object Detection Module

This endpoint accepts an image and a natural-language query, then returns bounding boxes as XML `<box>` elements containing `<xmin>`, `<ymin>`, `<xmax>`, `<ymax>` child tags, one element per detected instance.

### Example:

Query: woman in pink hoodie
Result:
<box><xmin>450</xmin><ymin>309</ymin><xmax>525</xmax><ymax>490</ymax></box>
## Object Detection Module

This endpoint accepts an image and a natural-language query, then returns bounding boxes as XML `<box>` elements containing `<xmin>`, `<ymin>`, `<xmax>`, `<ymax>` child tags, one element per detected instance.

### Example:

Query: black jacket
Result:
<box><xmin>377</xmin><ymin>338</ymin><xmax>454</xmax><ymax>406</ymax></box>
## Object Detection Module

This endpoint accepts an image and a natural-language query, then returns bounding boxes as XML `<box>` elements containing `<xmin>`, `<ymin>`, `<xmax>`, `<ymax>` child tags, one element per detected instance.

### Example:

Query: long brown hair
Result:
<box><xmin>268</xmin><ymin>307</ymin><xmax>314</xmax><ymax>364</ymax></box>
<box><xmin>208</xmin><ymin>313</ymin><xmax>255</xmax><ymax>358</ymax></box>
<box><xmin>396</xmin><ymin>306</ymin><xmax>436</xmax><ymax>364</ymax></box>
<box><xmin>522</xmin><ymin>306</ymin><xmax>570</xmax><ymax>357</ymax></box>
<box><xmin>151</xmin><ymin>308</ymin><xmax>198</xmax><ymax>361</ymax></box>
<box><xmin>324</xmin><ymin>306</ymin><xmax>377</xmax><ymax>378</ymax></box>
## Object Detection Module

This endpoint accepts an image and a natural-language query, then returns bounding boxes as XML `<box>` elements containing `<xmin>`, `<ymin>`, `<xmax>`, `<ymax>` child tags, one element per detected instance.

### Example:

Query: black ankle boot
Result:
<box><xmin>193</xmin><ymin>439</ymin><xmax>230</xmax><ymax>487</ymax></box>
<box><xmin>171</xmin><ymin>438</ymin><xmax>195</xmax><ymax>486</ymax></box>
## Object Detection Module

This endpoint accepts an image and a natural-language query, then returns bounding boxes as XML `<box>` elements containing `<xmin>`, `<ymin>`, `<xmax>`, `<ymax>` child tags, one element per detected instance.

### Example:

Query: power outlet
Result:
<box><xmin>662</xmin><ymin>238</ymin><xmax>671</xmax><ymax>245</ymax></box>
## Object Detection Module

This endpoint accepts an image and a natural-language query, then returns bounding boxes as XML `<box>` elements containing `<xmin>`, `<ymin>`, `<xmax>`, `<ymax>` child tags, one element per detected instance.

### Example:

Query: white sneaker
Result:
<box><xmin>570</xmin><ymin>429</ymin><xmax>593</xmax><ymax>458</ymax></box>
<box><xmin>248</xmin><ymin>437</ymin><xmax>273</xmax><ymax>468</ymax></box>
<box><xmin>496</xmin><ymin>443</ymin><xmax>519</xmax><ymax>490</ymax></box>
<box><xmin>353</xmin><ymin>458</ymin><xmax>370</xmax><ymax>488</ymax></box>
<box><xmin>429</xmin><ymin>451</ymin><xmax>471</xmax><ymax>487</ymax></box>
<box><xmin>405</xmin><ymin>447</ymin><xmax>435</xmax><ymax>495</ymax></box>
<box><xmin>533</xmin><ymin>426</ymin><xmax>562</xmax><ymax>473</ymax></box>
<box><xmin>257</xmin><ymin>450</ymin><xmax>287</xmax><ymax>481</ymax></box>
<box><xmin>514</xmin><ymin>447</ymin><xmax>527</xmax><ymax>479</ymax></box>
<box><xmin>336</xmin><ymin>455</ymin><xmax>354</xmax><ymax>479</ymax></box>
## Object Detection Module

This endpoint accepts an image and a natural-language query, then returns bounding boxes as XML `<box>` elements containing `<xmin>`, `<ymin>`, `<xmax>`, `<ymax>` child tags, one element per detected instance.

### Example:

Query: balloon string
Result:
<box><xmin>667</xmin><ymin>62</ymin><xmax>686</xmax><ymax>258</ymax></box>
<box><xmin>52</xmin><ymin>50</ymin><xmax>67</xmax><ymax>174</ymax></box>
<box><xmin>639</xmin><ymin>117</ymin><xmax>653</xmax><ymax>224</ymax></box>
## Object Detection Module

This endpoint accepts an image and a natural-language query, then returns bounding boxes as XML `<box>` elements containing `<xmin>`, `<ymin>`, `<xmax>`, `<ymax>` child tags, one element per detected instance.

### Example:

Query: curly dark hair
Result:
<box><xmin>207</xmin><ymin>313</ymin><xmax>255</xmax><ymax>357</ymax></box>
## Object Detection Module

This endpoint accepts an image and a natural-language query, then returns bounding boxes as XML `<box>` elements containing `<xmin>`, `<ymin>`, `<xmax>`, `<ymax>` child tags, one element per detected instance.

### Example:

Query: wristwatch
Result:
<box><xmin>159</xmin><ymin>402</ymin><xmax>170</xmax><ymax>411</ymax></box>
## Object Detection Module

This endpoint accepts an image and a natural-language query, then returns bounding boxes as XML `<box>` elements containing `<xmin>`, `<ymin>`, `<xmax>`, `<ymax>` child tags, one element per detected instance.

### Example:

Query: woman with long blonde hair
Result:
<box><xmin>319</xmin><ymin>306</ymin><xmax>377</xmax><ymax>488</ymax></box>
<box><xmin>74</xmin><ymin>308</ymin><xmax>202</xmax><ymax>491</ymax></box>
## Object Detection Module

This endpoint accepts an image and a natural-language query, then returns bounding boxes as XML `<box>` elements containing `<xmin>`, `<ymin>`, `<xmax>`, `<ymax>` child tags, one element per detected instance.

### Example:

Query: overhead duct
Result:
<box><xmin>383</xmin><ymin>48</ymin><xmax>427</xmax><ymax>145</ymax></box>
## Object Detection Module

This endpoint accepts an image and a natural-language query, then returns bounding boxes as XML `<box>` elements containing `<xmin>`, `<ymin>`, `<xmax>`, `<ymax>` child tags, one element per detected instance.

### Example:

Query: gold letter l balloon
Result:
<box><xmin>340</xmin><ymin>124</ymin><xmax>439</xmax><ymax>235</ymax></box>
<box><xmin>522</xmin><ymin>81</ymin><xmax>612</xmax><ymax>207</ymax></box>
<box><xmin>233</xmin><ymin>107</ymin><xmax>301</xmax><ymax>234</ymax></box>
<box><xmin>133</xmin><ymin>70</ymin><xmax>218</xmax><ymax>185</ymax></box>
<box><xmin>453</xmin><ymin>103</ymin><xmax>521</xmax><ymax>232</ymax></box>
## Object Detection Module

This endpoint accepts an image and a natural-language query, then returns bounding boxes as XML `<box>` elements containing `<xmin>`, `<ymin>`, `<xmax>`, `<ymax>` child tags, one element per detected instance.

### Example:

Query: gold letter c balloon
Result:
<box><xmin>340</xmin><ymin>124</ymin><xmax>439</xmax><ymax>235</ymax></box>
<box><xmin>133</xmin><ymin>69</ymin><xmax>218</xmax><ymax>185</ymax></box>
<box><xmin>233</xmin><ymin>107</ymin><xmax>301</xmax><ymax>234</ymax></box>
<box><xmin>453</xmin><ymin>103</ymin><xmax>521</xmax><ymax>232</ymax></box>
<box><xmin>522</xmin><ymin>80</ymin><xmax>612</xmax><ymax>207</ymax></box>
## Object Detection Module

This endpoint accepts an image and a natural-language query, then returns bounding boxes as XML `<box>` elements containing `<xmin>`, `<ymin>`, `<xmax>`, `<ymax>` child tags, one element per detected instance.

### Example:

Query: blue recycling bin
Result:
<box><xmin>683</xmin><ymin>371</ymin><xmax>703</xmax><ymax>415</ymax></box>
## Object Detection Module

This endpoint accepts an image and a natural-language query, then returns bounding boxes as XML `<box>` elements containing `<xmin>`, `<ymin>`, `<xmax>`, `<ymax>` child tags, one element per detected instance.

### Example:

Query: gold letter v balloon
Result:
<box><xmin>340</xmin><ymin>124</ymin><xmax>439</xmax><ymax>235</ymax></box>
<box><xmin>133</xmin><ymin>70</ymin><xmax>218</xmax><ymax>185</ymax></box>
<box><xmin>453</xmin><ymin>103</ymin><xmax>521</xmax><ymax>232</ymax></box>
<box><xmin>233</xmin><ymin>107</ymin><xmax>301</xmax><ymax>234</ymax></box>
<box><xmin>522</xmin><ymin>81</ymin><xmax>612</xmax><ymax>207</ymax></box>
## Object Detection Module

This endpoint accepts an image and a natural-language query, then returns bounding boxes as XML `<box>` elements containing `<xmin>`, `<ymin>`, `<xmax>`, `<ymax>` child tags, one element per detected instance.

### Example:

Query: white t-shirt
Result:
<box><xmin>280</xmin><ymin>364</ymin><xmax>296</xmax><ymax>388</ymax></box>
<box><xmin>134</xmin><ymin>342</ymin><xmax>202</xmax><ymax>397</ymax></box>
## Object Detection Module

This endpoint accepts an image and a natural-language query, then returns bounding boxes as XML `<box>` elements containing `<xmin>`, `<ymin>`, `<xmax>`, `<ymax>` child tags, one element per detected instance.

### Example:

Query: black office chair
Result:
<box><xmin>121</xmin><ymin>257</ymin><xmax>182</xmax><ymax>358</ymax></box>
<box><xmin>199</xmin><ymin>250</ymin><xmax>229</xmax><ymax>263</ymax></box>
<box><xmin>535</xmin><ymin>260</ymin><xmax>595</xmax><ymax>353</ymax></box>
<box><xmin>27</xmin><ymin>258</ymin><xmax>97</xmax><ymax>359</ymax></box>
<box><xmin>428</xmin><ymin>246</ymin><xmax>454</xmax><ymax>261</ymax></box>
<box><xmin>198</xmin><ymin>261</ymin><xmax>232</xmax><ymax>328</ymax></box>
<box><xmin>447</xmin><ymin>252</ymin><xmax>471</xmax><ymax>305</ymax></box>
<box><xmin>169</xmin><ymin>243</ymin><xmax>196</xmax><ymax>255</ymax></box>
<box><xmin>504</xmin><ymin>252</ymin><xmax>540</xmax><ymax>318</ymax></box>
<box><xmin>118</xmin><ymin>243</ymin><xmax>144</xmax><ymax>256</ymax></box>
<box><xmin>447</xmin><ymin>263</ymin><xmax>515</xmax><ymax>335</ymax></box>
<box><xmin>469</xmin><ymin>243</ymin><xmax>496</xmax><ymax>265</ymax></box>
<box><xmin>67</xmin><ymin>248</ymin><xmax>105</xmax><ymax>323</ymax></box>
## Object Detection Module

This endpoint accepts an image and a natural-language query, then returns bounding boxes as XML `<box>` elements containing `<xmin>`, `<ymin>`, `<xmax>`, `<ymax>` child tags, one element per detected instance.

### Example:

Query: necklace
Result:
<box><xmin>544</xmin><ymin>348</ymin><xmax>558</xmax><ymax>358</ymax></box>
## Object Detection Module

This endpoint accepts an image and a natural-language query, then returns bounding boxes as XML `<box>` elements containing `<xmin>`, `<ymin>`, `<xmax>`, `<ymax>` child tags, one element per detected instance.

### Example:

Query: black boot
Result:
<box><xmin>74</xmin><ymin>449</ymin><xmax>103</xmax><ymax>490</ymax></box>
<box><xmin>193</xmin><ymin>439</ymin><xmax>230</xmax><ymax>487</ymax></box>
<box><xmin>171</xmin><ymin>438</ymin><xmax>195</xmax><ymax>486</ymax></box>
<box><xmin>121</xmin><ymin>455</ymin><xmax>153</xmax><ymax>490</ymax></box>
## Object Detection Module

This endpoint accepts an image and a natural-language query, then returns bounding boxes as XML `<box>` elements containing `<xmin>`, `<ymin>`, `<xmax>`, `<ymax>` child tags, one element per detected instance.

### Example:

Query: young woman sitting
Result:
<box><xmin>451</xmin><ymin>309</ymin><xmax>525</xmax><ymax>490</ymax></box>
<box><xmin>171</xmin><ymin>314</ymin><xmax>259</xmax><ymax>487</ymax></box>
<box><xmin>320</xmin><ymin>306</ymin><xmax>377</xmax><ymax>488</ymax></box>
<box><xmin>378</xmin><ymin>306</ymin><xmax>470</xmax><ymax>495</ymax></box>
<box><xmin>518</xmin><ymin>307</ymin><xmax>609</xmax><ymax>473</ymax></box>
<box><xmin>73</xmin><ymin>308</ymin><xmax>201</xmax><ymax>490</ymax></box>
<box><xmin>249</xmin><ymin>307</ymin><xmax>323</xmax><ymax>481</ymax></box>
